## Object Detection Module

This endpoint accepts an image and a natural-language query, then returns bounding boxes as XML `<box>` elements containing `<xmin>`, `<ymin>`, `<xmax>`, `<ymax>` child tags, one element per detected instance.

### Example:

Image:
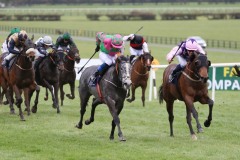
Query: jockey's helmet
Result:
<box><xmin>10</xmin><ymin>27</ymin><xmax>20</xmax><ymax>35</ymax></box>
<box><xmin>185</xmin><ymin>39</ymin><xmax>198</xmax><ymax>51</ymax></box>
<box><xmin>18</xmin><ymin>30</ymin><xmax>28</xmax><ymax>41</ymax></box>
<box><xmin>111</xmin><ymin>34</ymin><xmax>123</xmax><ymax>49</ymax></box>
<box><xmin>43</xmin><ymin>36</ymin><xmax>53</xmax><ymax>46</ymax></box>
<box><xmin>63</xmin><ymin>32</ymin><xmax>70</xmax><ymax>40</ymax></box>
<box><xmin>96</xmin><ymin>32</ymin><xmax>104</xmax><ymax>40</ymax></box>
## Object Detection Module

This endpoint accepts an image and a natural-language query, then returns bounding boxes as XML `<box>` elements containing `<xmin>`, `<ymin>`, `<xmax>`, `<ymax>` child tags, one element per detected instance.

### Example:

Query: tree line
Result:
<box><xmin>0</xmin><ymin>0</ymin><xmax>238</xmax><ymax>6</ymax></box>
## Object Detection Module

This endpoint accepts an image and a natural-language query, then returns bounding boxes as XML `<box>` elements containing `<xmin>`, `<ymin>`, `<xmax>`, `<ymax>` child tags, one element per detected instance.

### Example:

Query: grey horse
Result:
<box><xmin>76</xmin><ymin>55</ymin><xmax>132</xmax><ymax>141</ymax></box>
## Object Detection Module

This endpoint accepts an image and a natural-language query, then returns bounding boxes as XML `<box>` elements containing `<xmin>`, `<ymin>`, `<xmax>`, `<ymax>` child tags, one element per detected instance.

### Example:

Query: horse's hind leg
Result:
<box><xmin>185</xmin><ymin>101</ymin><xmax>197</xmax><ymax>140</ymax></box>
<box><xmin>76</xmin><ymin>90</ymin><xmax>91</xmax><ymax>129</ymax></box>
<box><xmin>13</xmin><ymin>86</ymin><xmax>24</xmax><ymax>121</ymax></box>
<box><xmin>85</xmin><ymin>98</ymin><xmax>102</xmax><ymax>125</ymax></box>
<box><xmin>66</xmin><ymin>82</ymin><xmax>75</xmax><ymax>100</ymax></box>
<box><xmin>166</xmin><ymin>101</ymin><xmax>174</xmax><ymax>137</ymax></box>
<box><xmin>23</xmin><ymin>88</ymin><xmax>31</xmax><ymax>116</ymax></box>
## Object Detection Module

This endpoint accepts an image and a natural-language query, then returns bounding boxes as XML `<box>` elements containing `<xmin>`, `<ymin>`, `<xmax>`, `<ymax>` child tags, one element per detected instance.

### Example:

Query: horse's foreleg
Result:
<box><xmin>66</xmin><ymin>82</ymin><xmax>75</xmax><ymax>100</ymax></box>
<box><xmin>59</xmin><ymin>84</ymin><xmax>64</xmax><ymax>106</ymax></box>
<box><xmin>127</xmin><ymin>85</ymin><xmax>136</xmax><ymax>103</ymax></box>
<box><xmin>141</xmin><ymin>85</ymin><xmax>147</xmax><ymax>107</ymax></box>
<box><xmin>23</xmin><ymin>88</ymin><xmax>31</xmax><ymax>116</ymax></box>
<box><xmin>12</xmin><ymin>85</ymin><xmax>24</xmax><ymax>121</ymax></box>
<box><xmin>166</xmin><ymin>101</ymin><xmax>174</xmax><ymax>137</ymax></box>
<box><xmin>85</xmin><ymin>98</ymin><xmax>102</xmax><ymax>125</ymax></box>
<box><xmin>191</xmin><ymin>106</ymin><xmax>203</xmax><ymax>133</ymax></box>
<box><xmin>185</xmin><ymin>100</ymin><xmax>197</xmax><ymax>140</ymax></box>
<box><xmin>52</xmin><ymin>82</ymin><xmax>60</xmax><ymax>113</ymax></box>
<box><xmin>204</xmin><ymin>98</ymin><xmax>214</xmax><ymax>127</ymax></box>
<box><xmin>106</xmin><ymin>96</ymin><xmax>125</xmax><ymax>141</ymax></box>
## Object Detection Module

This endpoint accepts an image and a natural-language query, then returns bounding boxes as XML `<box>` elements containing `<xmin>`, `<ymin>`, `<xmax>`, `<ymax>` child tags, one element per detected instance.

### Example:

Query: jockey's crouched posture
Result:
<box><xmin>55</xmin><ymin>32</ymin><xmax>76</xmax><ymax>52</ymax></box>
<box><xmin>89</xmin><ymin>32</ymin><xmax>124</xmax><ymax>86</ymax></box>
<box><xmin>123</xmin><ymin>33</ymin><xmax>149</xmax><ymax>63</ymax></box>
<box><xmin>166</xmin><ymin>39</ymin><xmax>206</xmax><ymax>82</ymax></box>
<box><xmin>2</xmin><ymin>30</ymin><xmax>28</xmax><ymax>68</ymax></box>
<box><xmin>34</xmin><ymin>35</ymin><xmax>54</xmax><ymax>84</ymax></box>
<box><xmin>1</xmin><ymin>27</ymin><xmax>20</xmax><ymax>54</ymax></box>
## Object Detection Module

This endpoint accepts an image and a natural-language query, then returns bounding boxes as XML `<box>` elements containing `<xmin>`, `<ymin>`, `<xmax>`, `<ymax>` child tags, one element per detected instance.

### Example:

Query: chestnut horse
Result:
<box><xmin>159</xmin><ymin>52</ymin><xmax>213</xmax><ymax>140</ymax></box>
<box><xmin>127</xmin><ymin>52</ymin><xmax>154</xmax><ymax>106</ymax></box>
<box><xmin>58</xmin><ymin>46</ymin><xmax>81</xmax><ymax>106</ymax></box>
<box><xmin>0</xmin><ymin>38</ymin><xmax>38</xmax><ymax>120</ymax></box>
<box><xmin>31</xmin><ymin>50</ymin><xmax>64</xmax><ymax>114</ymax></box>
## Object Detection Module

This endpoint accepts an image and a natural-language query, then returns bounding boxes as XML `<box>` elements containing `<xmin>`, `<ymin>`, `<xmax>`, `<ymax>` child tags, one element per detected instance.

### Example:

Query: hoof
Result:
<box><xmin>20</xmin><ymin>115</ymin><xmax>25</xmax><ymax>121</ymax></box>
<box><xmin>31</xmin><ymin>107</ymin><xmax>37</xmax><ymax>113</ymax></box>
<box><xmin>10</xmin><ymin>109</ymin><xmax>15</xmax><ymax>114</ymax></box>
<box><xmin>52</xmin><ymin>104</ymin><xmax>57</xmax><ymax>109</ymax></box>
<box><xmin>191</xmin><ymin>134</ymin><xmax>198</xmax><ymax>140</ymax></box>
<box><xmin>126</xmin><ymin>99</ymin><xmax>132</xmax><ymax>103</ymax></box>
<box><xmin>119</xmin><ymin>136</ymin><xmax>126</xmax><ymax>141</ymax></box>
<box><xmin>204</xmin><ymin>120</ymin><xmax>211</xmax><ymax>127</ymax></box>
<box><xmin>198</xmin><ymin>127</ymin><xmax>204</xmax><ymax>133</ymax></box>
<box><xmin>75</xmin><ymin>124</ymin><xmax>82</xmax><ymax>129</ymax></box>
<box><xmin>85</xmin><ymin>119</ymin><xmax>92</xmax><ymax>125</ymax></box>
<box><xmin>57</xmin><ymin>110</ymin><xmax>60</xmax><ymax>114</ymax></box>
<box><xmin>44</xmin><ymin>97</ymin><xmax>48</xmax><ymax>101</ymax></box>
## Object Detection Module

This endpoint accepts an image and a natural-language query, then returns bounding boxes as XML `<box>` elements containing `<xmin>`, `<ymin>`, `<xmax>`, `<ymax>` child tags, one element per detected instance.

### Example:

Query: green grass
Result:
<box><xmin>0</xmin><ymin>8</ymin><xmax>240</xmax><ymax>159</ymax></box>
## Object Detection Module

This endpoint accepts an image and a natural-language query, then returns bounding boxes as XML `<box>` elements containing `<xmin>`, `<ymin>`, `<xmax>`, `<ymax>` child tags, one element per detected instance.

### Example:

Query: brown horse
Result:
<box><xmin>159</xmin><ymin>52</ymin><xmax>213</xmax><ymax>140</ymax></box>
<box><xmin>31</xmin><ymin>50</ymin><xmax>64</xmax><ymax>114</ymax></box>
<box><xmin>0</xmin><ymin>38</ymin><xmax>38</xmax><ymax>120</ymax></box>
<box><xmin>58</xmin><ymin>46</ymin><xmax>81</xmax><ymax>106</ymax></box>
<box><xmin>126</xmin><ymin>52</ymin><xmax>154</xmax><ymax>106</ymax></box>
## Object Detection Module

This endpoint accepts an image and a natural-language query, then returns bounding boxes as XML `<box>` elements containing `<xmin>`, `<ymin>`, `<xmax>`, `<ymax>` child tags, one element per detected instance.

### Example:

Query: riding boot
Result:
<box><xmin>130</xmin><ymin>55</ymin><xmax>135</xmax><ymax>64</ymax></box>
<box><xmin>169</xmin><ymin>64</ymin><xmax>183</xmax><ymax>82</ymax></box>
<box><xmin>2</xmin><ymin>59</ymin><xmax>9</xmax><ymax>68</ymax></box>
<box><xmin>89</xmin><ymin>63</ymin><xmax>110</xmax><ymax>86</ymax></box>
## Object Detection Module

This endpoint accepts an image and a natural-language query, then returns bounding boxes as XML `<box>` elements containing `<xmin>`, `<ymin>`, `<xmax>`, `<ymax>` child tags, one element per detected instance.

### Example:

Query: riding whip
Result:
<box><xmin>170</xmin><ymin>41</ymin><xmax>184</xmax><ymax>63</ymax></box>
<box><xmin>134</xmin><ymin>26</ymin><xmax>143</xmax><ymax>34</ymax></box>
<box><xmin>77</xmin><ymin>51</ymin><xmax>97</xmax><ymax>74</ymax></box>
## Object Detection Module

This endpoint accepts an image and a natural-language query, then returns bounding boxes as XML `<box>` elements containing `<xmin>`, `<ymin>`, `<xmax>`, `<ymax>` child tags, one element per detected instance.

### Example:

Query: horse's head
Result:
<box><xmin>116</xmin><ymin>55</ymin><xmax>132</xmax><ymax>90</ymax></box>
<box><xmin>141</xmin><ymin>51</ymin><xmax>154</xmax><ymax>71</ymax></box>
<box><xmin>67</xmin><ymin>46</ymin><xmax>81</xmax><ymax>64</ymax></box>
<box><xmin>189</xmin><ymin>52</ymin><xmax>211</xmax><ymax>83</ymax></box>
<box><xmin>22</xmin><ymin>37</ymin><xmax>36</xmax><ymax>62</ymax></box>
<box><xmin>50</xmin><ymin>50</ymin><xmax>64</xmax><ymax>70</ymax></box>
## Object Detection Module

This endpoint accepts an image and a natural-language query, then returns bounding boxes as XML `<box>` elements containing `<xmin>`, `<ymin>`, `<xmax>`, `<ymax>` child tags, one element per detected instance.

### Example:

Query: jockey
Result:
<box><xmin>123</xmin><ymin>33</ymin><xmax>149</xmax><ymax>63</ymax></box>
<box><xmin>34</xmin><ymin>35</ymin><xmax>54</xmax><ymax>70</ymax></box>
<box><xmin>1</xmin><ymin>27</ymin><xmax>21</xmax><ymax>54</ymax></box>
<box><xmin>89</xmin><ymin>32</ymin><xmax>123</xmax><ymax>86</ymax></box>
<box><xmin>2</xmin><ymin>30</ymin><xmax>28</xmax><ymax>68</ymax></box>
<box><xmin>167</xmin><ymin>39</ymin><xmax>206</xmax><ymax>82</ymax></box>
<box><xmin>54</xmin><ymin>32</ymin><xmax>76</xmax><ymax>52</ymax></box>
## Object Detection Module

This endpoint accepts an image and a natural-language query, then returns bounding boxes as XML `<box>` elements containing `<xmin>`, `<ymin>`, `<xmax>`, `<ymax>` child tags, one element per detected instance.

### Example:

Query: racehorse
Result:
<box><xmin>31</xmin><ymin>50</ymin><xmax>64</xmax><ymax>114</ymax></box>
<box><xmin>76</xmin><ymin>55</ymin><xmax>132</xmax><ymax>141</ymax></box>
<box><xmin>58</xmin><ymin>46</ymin><xmax>81</xmax><ymax>106</ymax></box>
<box><xmin>159</xmin><ymin>52</ymin><xmax>213</xmax><ymax>140</ymax></box>
<box><xmin>0</xmin><ymin>38</ymin><xmax>37</xmax><ymax>120</ymax></box>
<box><xmin>126</xmin><ymin>51</ymin><xmax>154</xmax><ymax>106</ymax></box>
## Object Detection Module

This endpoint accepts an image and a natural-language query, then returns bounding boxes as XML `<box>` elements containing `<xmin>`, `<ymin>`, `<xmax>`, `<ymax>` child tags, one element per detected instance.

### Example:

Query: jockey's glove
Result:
<box><xmin>95</xmin><ymin>45</ymin><xmax>100</xmax><ymax>52</ymax></box>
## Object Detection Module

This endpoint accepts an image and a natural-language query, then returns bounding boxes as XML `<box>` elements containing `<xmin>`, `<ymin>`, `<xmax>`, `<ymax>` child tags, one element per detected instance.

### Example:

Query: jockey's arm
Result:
<box><xmin>166</xmin><ymin>46</ymin><xmax>181</xmax><ymax>64</ymax></box>
<box><xmin>37</xmin><ymin>47</ymin><xmax>48</xmax><ymax>56</ymax></box>
<box><xmin>8</xmin><ymin>39</ymin><xmax>20</xmax><ymax>54</ymax></box>
<box><xmin>142</xmin><ymin>42</ymin><xmax>149</xmax><ymax>52</ymax></box>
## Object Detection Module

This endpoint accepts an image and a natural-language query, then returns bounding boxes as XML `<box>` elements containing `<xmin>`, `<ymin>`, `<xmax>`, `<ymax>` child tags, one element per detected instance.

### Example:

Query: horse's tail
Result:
<box><xmin>158</xmin><ymin>85</ymin><xmax>164</xmax><ymax>104</ymax></box>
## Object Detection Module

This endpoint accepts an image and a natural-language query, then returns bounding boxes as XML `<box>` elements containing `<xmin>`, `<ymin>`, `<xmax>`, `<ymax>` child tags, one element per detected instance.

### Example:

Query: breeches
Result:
<box><xmin>176</xmin><ymin>55</ymin><xmax>187</xmax><ymax>68</ymax></box>
<box><xmin>99</xmin><ymin>51</ymin><xmax>115</xmax><ymax>66</ymax></box>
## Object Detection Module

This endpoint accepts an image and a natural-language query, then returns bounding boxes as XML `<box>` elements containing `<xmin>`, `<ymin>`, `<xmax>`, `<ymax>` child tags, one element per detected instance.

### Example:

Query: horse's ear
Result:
<box><xmin>195</xmin><ymin>60</ymin><xmax>201</xmax><ymax>67</ymax></box>
<box><xmin>208</xmin><ymin>60</ymin><xmax>211</xmax><ymax>67</ymax></box>
<box><xmin>31</xmin><ymin>34</ymin><xmax>34</xmax><ymax>41</ymax></box>
<box><xmin>151</xmin><ymin>55</ymin><xmax>154</xmax><ymax>61</ymax></box>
